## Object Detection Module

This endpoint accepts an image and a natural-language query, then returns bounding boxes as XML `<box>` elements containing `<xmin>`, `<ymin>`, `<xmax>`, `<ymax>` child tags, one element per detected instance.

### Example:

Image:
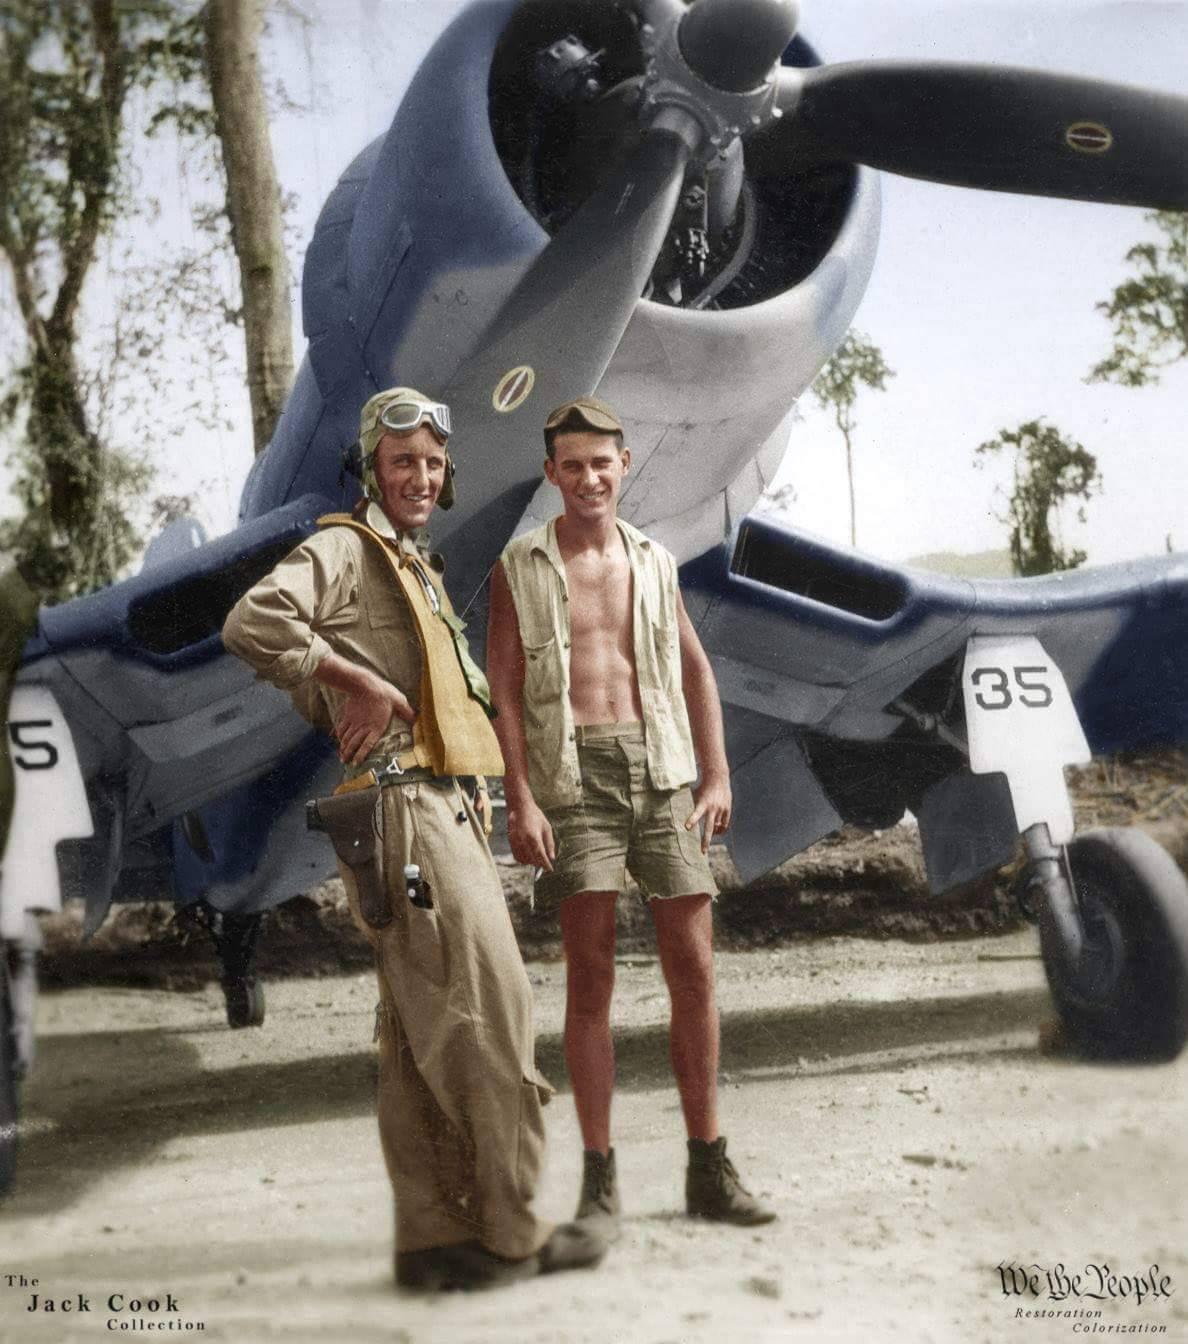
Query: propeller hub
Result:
<box><xmin>639</xmin><ymin>0</ymin><xmax>788</xmax><ymax>162</ymax></box>
<box><xmin>678</xmin><ymin>0</ymin><xmax>799</xmax><ymax>94</ymax></box>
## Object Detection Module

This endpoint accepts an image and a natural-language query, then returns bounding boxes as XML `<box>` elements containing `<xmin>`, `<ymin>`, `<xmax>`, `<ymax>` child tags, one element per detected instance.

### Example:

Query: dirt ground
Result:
<box><xmin>4</xmin><ymin>752</ymin><xmax>1187</xmax><ymax>1344</ymax></box>
<box><xmin>6</xmin><ymin>935</ymin><xmax>1188</xmax><ymax>1344</ymax></box>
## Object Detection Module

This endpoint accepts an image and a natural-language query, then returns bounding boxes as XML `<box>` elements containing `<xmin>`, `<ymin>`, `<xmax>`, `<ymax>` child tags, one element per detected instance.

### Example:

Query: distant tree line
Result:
<box><xmin>808</xmin><ymin>207</ymin><xmax>1187</xmax><ymax>575</ymax></box>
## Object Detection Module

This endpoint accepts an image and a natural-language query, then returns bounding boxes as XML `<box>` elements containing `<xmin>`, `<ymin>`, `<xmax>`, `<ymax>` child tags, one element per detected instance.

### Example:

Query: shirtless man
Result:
<box><xmin>488</xmin><ymin>396</ymin><xmax>775</xmax><ymax>1236</ymax></box>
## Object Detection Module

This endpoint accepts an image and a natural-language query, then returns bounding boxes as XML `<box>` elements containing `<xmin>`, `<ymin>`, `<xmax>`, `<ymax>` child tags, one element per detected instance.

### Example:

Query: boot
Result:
<box><xmin>394</xmin><ymin>1242</ymin><xmax>540</xmax><ymax>1293</ymax></box>
<box><xmin>685</xmin><ymin>1137</ymin><xmax>777</xmax><ymax>1226</ymax></box>
<box><xmin>394</xmin><ymin>1223</ymin><xmax>605</xmax><ymax>1293</ymax></box>
<box><xmin>574</xmin><ymin>1147</ymin><xmax>622</xmax><ymax>1242</ymax></box>
<box><xmin>538</xmin><ymin>1220</ymin><xmax>608</xmax><ymax>1274</ymax></box>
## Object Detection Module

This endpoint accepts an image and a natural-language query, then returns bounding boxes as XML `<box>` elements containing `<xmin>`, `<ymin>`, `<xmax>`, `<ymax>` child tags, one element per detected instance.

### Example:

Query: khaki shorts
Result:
<box><xmin>534</xmin><ymin>722</ymin><xmax>718</xmax><ymax>911</ymax></box>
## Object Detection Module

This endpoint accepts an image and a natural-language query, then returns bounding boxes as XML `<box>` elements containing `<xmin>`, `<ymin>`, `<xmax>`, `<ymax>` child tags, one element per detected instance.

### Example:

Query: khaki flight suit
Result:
<box><xmin>223</xmin><ymin>507</ymin><xmax>552</xmax><ymax>1260</ymax></box>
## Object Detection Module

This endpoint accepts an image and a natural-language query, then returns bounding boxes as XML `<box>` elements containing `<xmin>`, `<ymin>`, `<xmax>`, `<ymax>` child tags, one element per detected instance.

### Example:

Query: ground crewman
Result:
<box><xmin>488</xmin><ymin>395</ymin><xmax>776</xmax><ymax>1239</ymax></box>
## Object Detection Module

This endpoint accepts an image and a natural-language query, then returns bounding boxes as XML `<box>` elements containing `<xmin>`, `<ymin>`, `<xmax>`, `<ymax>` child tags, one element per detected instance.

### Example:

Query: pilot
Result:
<box><xmin>222</xmin><ymin>387</ymin><xmax>605</xmax><ymax>1291</ymax></box>
<box><xmin>487</xmin><ymin>395</ymin><xmax>777</xmax><ymax>1240</ymax></box>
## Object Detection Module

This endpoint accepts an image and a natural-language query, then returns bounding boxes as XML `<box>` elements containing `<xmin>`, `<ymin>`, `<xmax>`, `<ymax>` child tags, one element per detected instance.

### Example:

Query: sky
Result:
<box><xmin>778</xmin><ymin>0</ymin><xmax>1188</xmax><ymax>566</ymax></box>
<box><xmin>2</xmin><ymin>0</ymin><xmax>1185</xmax><ymax>570</ymax></box>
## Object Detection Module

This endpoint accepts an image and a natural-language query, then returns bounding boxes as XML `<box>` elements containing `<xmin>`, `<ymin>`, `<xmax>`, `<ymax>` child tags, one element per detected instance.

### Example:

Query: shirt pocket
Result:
<box><xmin>521</xmin><ymin>634</ymin><xmax>562</xmax><ymax>713</ymax></box>
<box><xmin>365</xmin><ymin>586</ymin><xmax>408</xmax><ymax>630</ymax></box>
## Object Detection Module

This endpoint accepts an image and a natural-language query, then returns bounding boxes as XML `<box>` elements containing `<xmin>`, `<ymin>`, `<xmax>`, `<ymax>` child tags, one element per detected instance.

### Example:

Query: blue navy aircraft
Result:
<box><xmin>4</xmin><ymin>0</ymin><xmax>1188</xmax><ymax>1174</ymax></box>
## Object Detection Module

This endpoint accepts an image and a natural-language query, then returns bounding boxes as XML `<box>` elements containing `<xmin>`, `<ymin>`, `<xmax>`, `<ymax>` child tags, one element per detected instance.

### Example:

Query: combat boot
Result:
<box><xmin>574</xmin><ymin>1147</ymin><xmax>622</xmax><ymax>1242</ymax></box>
<box><xmin>394</xmin><ymin>1223</ymin><xmax>604</xmax><ymax>1293</ymax></box>
<box><xmin>538</xmin><ymin>1220</ymin><xmax>608</xmax><ymax>1274</ymax></box>
<box><xmin>394</xmin><ymin>1242</ymin><xmax>540</xmax><ymax>1293</ymax></box>
<box><xmin>685</xmin><ymin>1137</ymin><xmax>777</xmax><ymax>1226</ymax></box>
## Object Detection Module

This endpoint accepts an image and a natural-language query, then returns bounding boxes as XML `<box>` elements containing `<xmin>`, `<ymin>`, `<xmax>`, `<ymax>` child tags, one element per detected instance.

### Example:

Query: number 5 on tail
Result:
<box><xmin>1</xmin><ymin>685</ymin><xmax>93</xmax><ymax>937</ymax></box>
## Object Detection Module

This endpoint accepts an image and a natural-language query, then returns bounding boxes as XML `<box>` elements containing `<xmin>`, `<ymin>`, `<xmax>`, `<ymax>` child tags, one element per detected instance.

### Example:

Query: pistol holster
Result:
<box><xmin>308</xmin><ymin>788</ymin><xmax>391</xmax><ymax>929</ymax></box>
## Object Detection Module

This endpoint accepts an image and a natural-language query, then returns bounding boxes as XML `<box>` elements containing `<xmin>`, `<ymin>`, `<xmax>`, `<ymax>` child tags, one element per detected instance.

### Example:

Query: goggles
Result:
<box><xmin>378</xmin><ymin>397</ymin><xmax>452</xmax><ymax>440</ymax></box>
<box><xmin>543</xmin><ymin>396</ymin><xmax>623</xmax><ymax>436</ymax></box>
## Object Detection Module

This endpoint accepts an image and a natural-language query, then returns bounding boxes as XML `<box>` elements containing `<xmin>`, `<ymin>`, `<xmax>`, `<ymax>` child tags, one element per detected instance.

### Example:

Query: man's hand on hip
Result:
<box><xmin>334</xmin><ymin>678</ymin><xmax>416</xmax><ymax>765</ymax></box>
<box><xmin>688</xmin><ymin>773</ymin><xmax>732</xmax><ymax>855</ymax></box>
<box><xmin>506</xmin><ymin>795</ymin><xmax>556</xmax><ymax>871</ymax></box>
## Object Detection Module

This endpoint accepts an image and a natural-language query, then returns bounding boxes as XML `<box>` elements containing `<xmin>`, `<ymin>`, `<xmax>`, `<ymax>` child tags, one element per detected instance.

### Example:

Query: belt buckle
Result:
<box><xmin>375</xmin><ymin>756</ymin><xmax>406</xmax><ymax>785</ymax></box>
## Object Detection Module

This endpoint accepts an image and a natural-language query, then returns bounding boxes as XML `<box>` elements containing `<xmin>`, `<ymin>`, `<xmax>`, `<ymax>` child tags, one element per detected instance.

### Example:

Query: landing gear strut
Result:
<box><xmin>197</xmin><ymin>904</ymin><xmax>266</xmax><ymax>1029</ymax></box>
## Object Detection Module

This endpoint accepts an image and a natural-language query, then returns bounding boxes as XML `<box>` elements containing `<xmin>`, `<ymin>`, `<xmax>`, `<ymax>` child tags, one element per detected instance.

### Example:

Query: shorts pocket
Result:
<box><xmin>544</xmin><ymin>803</ymin><xmax>589</xmax><ymax>873</ymax></box>
<box><xmin>669</xmin><ymin>787</ymin><xmax>705</xmax><ymax>865</ymax></box>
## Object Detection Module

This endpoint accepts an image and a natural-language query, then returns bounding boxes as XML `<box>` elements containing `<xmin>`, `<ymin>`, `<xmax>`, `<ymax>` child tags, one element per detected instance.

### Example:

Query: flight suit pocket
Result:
<box><xmin>516</xmin><ymin>1076</ymin><xmax>549</xmax><ymax>1200</ymax></box>
<box><xmin>405</xmin><ymin>902</ymin><xmax>448</xmax><ymax>988</ymax></box>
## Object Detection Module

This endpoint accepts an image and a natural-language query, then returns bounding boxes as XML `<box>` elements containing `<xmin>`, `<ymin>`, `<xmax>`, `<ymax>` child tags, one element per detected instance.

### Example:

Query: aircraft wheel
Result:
<box><xmin>223</xmin><ymin>976</ymin><xmax>266</xmax><ymax>1030</ymax></box>
<box><xmin>0</xmin><ymin>954</ymin><xmax>18</xmax><ymax>1195</ymax></box>
<box><xmin>1040</xmin><ymin>828</ymin><xmax>1188</xmax><ymax>1061</ymax></box>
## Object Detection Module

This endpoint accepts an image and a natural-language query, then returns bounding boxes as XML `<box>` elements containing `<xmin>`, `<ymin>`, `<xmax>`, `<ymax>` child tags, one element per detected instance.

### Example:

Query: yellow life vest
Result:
<box><xmin>317</xmin><ymin>515</ymin><xmax>504</xmax><ymax>778</ymax></box>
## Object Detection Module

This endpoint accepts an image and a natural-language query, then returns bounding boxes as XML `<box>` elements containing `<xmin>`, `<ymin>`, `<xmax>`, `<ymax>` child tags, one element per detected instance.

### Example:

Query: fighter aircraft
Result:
<box><xmin>4</xmin><ymin>0</ymin><xmax>1188</xmax><ymax>1186</ymax></box>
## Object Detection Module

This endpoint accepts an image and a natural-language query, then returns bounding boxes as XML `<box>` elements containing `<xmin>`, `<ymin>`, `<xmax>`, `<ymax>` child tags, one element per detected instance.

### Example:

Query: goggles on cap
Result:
<box><xmin>543</xmin><ymin>398</ymin><xmax>622</xmax><ymax>434</ymax></box>
<box><xmin>378</xmin><ymin>397</ymin><xmax>452</xmax><ymax>440</ymax></box>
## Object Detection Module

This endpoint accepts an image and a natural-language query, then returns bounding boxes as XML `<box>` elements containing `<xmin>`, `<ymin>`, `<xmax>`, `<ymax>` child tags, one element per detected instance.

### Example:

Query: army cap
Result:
<box><xmin>543</xmin><ymin>395</ymin><xmax>624</xmax><ymax>449</ymax></box>
<box><xmin>359</xmin><ymin>386</ymin><xmax>455</xmax><ymax>510</ymax></box>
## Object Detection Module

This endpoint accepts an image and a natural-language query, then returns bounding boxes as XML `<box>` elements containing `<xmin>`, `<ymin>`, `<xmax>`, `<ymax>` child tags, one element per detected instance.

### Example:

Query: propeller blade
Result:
<box><xmin>432</xmin><ymin>129</ymin><xmax>691</xmax><ymax>596</ymax></box>
<box><xmin>771</xmin><ymin>61</ymin><xmax>1188</xmax><ymax>209</ymax></box>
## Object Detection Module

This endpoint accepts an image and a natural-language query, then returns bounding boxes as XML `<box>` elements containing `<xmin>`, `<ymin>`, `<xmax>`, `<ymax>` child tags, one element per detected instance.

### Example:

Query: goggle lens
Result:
<box><xmin>379</xmin><ymin>400</ymin><xmax>451</xmax><ymax>438</ymax></box>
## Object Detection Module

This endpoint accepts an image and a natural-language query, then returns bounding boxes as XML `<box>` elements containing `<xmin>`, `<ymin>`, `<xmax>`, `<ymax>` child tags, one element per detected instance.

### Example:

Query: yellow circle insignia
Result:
<box><xmin>492</xmin><ymin>365</ymin><xmax>535</xmax><ymax>414</ymax></box>
<box><xmin>1065</xmin><ymin>122</ymin><xmax>1113</xmax><ymax>154</ymax></box>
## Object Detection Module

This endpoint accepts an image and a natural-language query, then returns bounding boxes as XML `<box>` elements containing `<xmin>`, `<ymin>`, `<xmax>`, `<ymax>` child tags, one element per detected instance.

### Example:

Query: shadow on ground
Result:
<box><xmin>11</xmin><ymin>987</ymin><xmax>1050</xmax><ymax>1217</ymax></box>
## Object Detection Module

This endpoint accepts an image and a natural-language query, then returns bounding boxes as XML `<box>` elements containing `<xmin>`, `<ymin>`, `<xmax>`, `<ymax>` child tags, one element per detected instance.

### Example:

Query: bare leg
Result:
<box><xmin>650</xmin><ymin>893</ymin><xmax>718</xmax><ymax>1142</ymax></box>
<box><xmin>559</xmin><ymin>891</ymin><xmax>619</xmax><ymax>1154</ymax></box>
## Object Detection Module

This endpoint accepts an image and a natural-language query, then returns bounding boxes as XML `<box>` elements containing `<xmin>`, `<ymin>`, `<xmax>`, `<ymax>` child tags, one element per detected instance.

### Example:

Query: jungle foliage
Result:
<box><xmin>975</xmin><ymin>419</ymin><xmax>1101</xmax><ymax>577</ymax></box>
<box><xmin>0</xmin><ymin>0</ymin><xmax>289</xmax><ymax>603</ymax></box>
<box><xmin>1089</xmin><ymin>211</ymin><xmax>1188</xmax><ymax>389</ymax></box>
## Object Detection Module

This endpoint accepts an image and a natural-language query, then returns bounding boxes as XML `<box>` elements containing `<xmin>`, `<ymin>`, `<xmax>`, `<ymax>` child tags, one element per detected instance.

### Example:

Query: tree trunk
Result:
<box><xmin>836</xmin><ymin>411</ymin><xmax>857</xmax><ymax>548</ymax></box>
<box><xmin>204</xmin><ymin>0</ymin><xmax>293</xmax><ymax>455</ymax></box>
<box><xmin>0</xmin><ymin>0</ymin><xmax>129</xmax><ymax>598</ymax></box>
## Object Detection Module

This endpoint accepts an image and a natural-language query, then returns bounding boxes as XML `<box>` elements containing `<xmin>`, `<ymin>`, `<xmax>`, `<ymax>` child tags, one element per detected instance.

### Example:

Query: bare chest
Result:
<box><xmin>563</xmin><ymin>550</ymin><xmax>634</xmax><ymax>650</ymax></box>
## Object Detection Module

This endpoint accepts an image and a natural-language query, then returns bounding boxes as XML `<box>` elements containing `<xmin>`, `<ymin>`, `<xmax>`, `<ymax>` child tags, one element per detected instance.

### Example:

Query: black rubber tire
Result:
<box><xmin>0</xmin><ymin>956</ymin><xmax>18</xmax><ymax>1195</ymax></box>
<box><xmin>223</xmin><ymin>976</ymin><xmax>266</xmax><ymax>1030</ymax></box>
<box><xmin>1040</xmin><ymin>827</ymin><xmax>1188</xmax><ymax>1061</ymax></box>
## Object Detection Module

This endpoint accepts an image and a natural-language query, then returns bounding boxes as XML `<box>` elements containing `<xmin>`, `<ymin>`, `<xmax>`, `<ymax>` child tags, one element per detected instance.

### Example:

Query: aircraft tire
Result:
<box><xmin>0</xmin><ymin>954</ymin><xmax>18</xmax><ymax>1195</ymax></box>
<box><xmin>1040</xmin><ymin>827</ymin><xmax>1188</xmax><ymax>1061</ymax></box>
<box><xmin>223</xmin><ymin>976</ymin><xmax>266</xmax><ymax>1030</ymax></box>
